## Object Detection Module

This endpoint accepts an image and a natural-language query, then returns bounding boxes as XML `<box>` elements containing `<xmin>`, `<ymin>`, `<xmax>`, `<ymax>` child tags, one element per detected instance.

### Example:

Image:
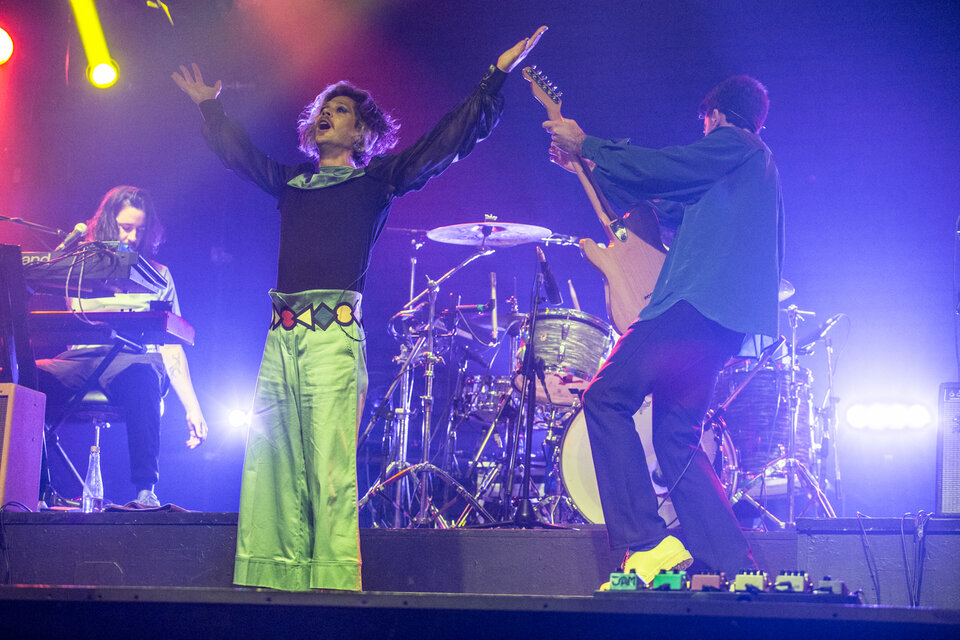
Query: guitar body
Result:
<box><xmin>522</xmin><ymin>66</ymin><xmax>668</xmax><ymax>335</ymax></box>
<box><xmin>579</xmin><ymin>206</ymin><xmax>666</xmax><ymax>334</ymax></box>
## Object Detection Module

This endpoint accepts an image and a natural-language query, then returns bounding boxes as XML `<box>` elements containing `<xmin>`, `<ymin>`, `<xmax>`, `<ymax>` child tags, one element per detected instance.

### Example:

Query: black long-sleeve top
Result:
<box><xmin>198</xmin><ymin>66</ymin><xmax>507</xmax><ymax>294</ymax></box>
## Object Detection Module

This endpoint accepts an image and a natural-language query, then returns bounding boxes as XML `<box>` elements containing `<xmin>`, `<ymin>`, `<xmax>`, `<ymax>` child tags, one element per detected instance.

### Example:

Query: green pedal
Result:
<box><xmin>773</xmin><ymin>571</ymin><xmax>811</xmax><ymax>593</ymax></box>
<box><xmin>815</xmin><ymin>577</ymin><xmax>850</xmax><ymax>595</ymax></box>
<box><xmin>731</xmin><ymin>570</ymin><xmax>768</xmax><ymax>592</ymax></box>
<box><xmin>608</xmin><ymin>571</ymin><xmax>640</xmax><ymax>591</ymax></box>
<box><xmin>651</xmin><ymin>570</ymin><xmax>687</xmax><ymax>590</ymax></box>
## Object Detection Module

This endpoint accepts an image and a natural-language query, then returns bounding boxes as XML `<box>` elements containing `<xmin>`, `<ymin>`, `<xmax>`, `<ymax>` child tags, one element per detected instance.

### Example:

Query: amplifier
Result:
<box><xmin>938</xmin><ymin>383</ymin><xmax>960</xmax><ymax>515</ymax></box>
<box><xmin>0</xmin><ymin>384</ymin><xmax>46</xmax><ymax>510</ymax></box>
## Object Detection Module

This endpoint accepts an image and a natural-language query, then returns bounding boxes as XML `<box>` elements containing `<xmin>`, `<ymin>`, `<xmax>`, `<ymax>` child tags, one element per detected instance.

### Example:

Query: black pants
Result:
<box><xmin>38</xmin><ymin>350</ymin><xmax>165</xmax><ymax>491</ymax></box>
<box><xmin>582</xmin><ymin>301</ymin><xmax>755</xmax><ymax>576</ymax></box>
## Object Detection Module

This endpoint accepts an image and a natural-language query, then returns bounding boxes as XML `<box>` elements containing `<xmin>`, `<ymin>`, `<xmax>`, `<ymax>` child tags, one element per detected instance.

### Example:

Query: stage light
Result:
<box><xmin>846</xmin><ymin>401</ymin><xmax>932</xmax><ymax>431</ymax></box>
<box><xmin>89</xmin><ymin>61</ymin><xmax>118</xmax><ymax>87</ymax></box>
<box><xmin>227</xmin><ymin>409</ymin><xmax>251</xmax><ymax>430</ymax></box>
<box><xmin>68</xmin><ymin>0</ymin><xmax>119</xmax><ymax>88</ymax></box>
<box><xmin>0</xmin><ymin>27</ymin><xmax>12</xmax><ymax>65</ymax></box>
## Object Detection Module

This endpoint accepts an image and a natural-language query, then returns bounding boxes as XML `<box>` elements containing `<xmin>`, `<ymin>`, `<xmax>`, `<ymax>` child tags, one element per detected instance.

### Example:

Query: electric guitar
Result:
<box><xmin>523</xmin><ymin>66</ymin><xmax>667</xmax><ymax>335</ymax></box>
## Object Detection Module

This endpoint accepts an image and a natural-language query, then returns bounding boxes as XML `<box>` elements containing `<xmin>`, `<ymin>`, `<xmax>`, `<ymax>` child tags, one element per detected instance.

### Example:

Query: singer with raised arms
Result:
<box><xmin>172</xmin><ymin>25</ymin><xmax>547</xmax><ymax>592</ymax></box>
<box><xmin>543</xmin><ymin>75</ymin><xmax>784</xmax><ymax>587</ymax></box>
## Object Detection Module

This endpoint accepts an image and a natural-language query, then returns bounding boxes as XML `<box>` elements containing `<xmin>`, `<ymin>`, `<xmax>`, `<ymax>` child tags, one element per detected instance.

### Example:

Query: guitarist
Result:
<box><xmin>544</xmin><ymin>75</ymin><xmax>783</xmax><ymax>587</ymax></box>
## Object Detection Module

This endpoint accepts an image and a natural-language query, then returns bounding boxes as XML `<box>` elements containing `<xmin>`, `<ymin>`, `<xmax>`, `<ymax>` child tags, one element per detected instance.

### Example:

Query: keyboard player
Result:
<box><xmin>36</xmin><ymin>186</ymin><xmax>206</xmax><ymax>507</ymax></box>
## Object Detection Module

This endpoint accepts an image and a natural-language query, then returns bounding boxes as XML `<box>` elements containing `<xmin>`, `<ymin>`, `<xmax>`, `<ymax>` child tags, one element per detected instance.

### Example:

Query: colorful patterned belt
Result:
<box><xmin>270</xmin><ymin>301</ymin><xmax>357</xmax><ymax>331</ymax></box>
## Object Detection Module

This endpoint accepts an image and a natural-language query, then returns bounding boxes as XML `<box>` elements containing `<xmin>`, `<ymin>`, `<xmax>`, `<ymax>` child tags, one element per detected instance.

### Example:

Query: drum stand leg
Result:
<box><xmin>358</xmin><ymin>462</ymin><xmax>496</xmax><ymax>527</ymax></box>
<box><xmin>817</xmin><ymin>337</ymin><xmax>844</xmax><ymax>515</ymax></box>
<box><xmin>784</xmin><ymin>308</ymin><xmax>836</xmax><ymax>526</ymax></box>
<box><xmin>732</xmin><ymin>453</ymin><xmax>835</xmax><ymax>531</ymax></box>
<box><xmin>468</xmin><ymin>265</ymin><xmax>565</xmax><ymax>530</ymax></box>
<box><xmin>358</xmin><ymin>335</ymin><xmax>423</xmax><ymax>528</ymax></box>
<box><xmin>737</xmin><ymin>308</ymin><xmax>836</xmax><ymax>529</ymax></box>
<box><xmin>361</xmin><ymin>250</ymin><xmax>496</xmax><ymax>528</ymax></box>
<box><xmin>537</xmin><ymin>437</ymin><xmax>583</xmax><ymax>525</ymax></box>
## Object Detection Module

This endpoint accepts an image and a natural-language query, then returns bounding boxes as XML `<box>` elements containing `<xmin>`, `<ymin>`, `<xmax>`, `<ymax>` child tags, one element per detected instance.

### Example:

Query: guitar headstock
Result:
<box><xmin>522</xmin><ymin>66</ymin><xmax>563</xmax><ymax>118</ymax></box>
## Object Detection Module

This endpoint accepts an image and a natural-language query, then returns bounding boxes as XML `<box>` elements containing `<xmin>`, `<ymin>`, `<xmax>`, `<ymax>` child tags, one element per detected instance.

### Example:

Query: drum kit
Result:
<box><xmin>359</xmin><ymin>218</ymin><xmax>843</xmax><ymax>530</ymax></box>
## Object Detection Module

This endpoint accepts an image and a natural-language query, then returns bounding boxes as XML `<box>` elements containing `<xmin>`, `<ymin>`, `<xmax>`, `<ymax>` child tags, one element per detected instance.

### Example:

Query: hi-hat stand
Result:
<box><xmin>358</xmin><ymin>245</ymin><xmax>497</xmax><ymax>527</ymax></box>
<box><xmin>733</xmin><ymin>306</ymin><xmax>836</xmax><ymax>529</ymax></box>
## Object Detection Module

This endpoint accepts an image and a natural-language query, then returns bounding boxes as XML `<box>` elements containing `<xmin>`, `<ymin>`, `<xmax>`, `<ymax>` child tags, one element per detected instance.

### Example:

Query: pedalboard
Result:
<box><xmin>599</xmin><ymin>569</ymin><xmax>859</xmax><ymax>604</ymax></box>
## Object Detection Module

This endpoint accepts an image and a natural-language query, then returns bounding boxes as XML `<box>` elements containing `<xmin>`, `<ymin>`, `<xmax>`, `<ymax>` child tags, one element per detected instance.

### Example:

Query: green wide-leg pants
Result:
<box><xmin>234</xmin><ymin>289</ymin><xmax>366</xmax><ymax>591</ymax></box>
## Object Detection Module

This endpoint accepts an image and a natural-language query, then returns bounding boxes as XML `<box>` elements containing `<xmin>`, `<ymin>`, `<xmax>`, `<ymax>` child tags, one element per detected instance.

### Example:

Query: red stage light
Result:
<box><xmin>0</xmin><ymin>27</ymin><xmax>13</xmax><ymax>65</ymax></box>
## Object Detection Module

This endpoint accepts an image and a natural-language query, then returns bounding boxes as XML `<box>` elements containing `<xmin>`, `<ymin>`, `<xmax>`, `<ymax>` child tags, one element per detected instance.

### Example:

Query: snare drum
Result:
<box><xmin>459</xmin><ymin>375</ymin><xmax>514</xmax><ymax>422</ymax></box>
<box><xmin>711</xmin><ymin>362</ymin><xmax>813</xmax><ymax>474</ymax></box>
<box><xmin>559</xmin><ymin>400</ymin><xmax>737</xmax><ymax>526</ymax></box>
<box><xmin>513</xmin><ymin>308</ymin><xmax>614</xmax><ymax>407</ymax></box>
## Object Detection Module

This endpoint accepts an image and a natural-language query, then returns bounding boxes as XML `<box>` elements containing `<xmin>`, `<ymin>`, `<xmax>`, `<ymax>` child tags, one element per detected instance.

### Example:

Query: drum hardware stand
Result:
<box><xmin>502</xmin><ymin>257</ymin><xmax>564</xmax><ymax>528</ymax></box>
<box><xmin>816</xmin><ymin>335</ymin><xmax>844</xmax><ymax>514</ymax></box>
<box><xmin>449</xmin><ymin>385</ymin><xmax>520</xmax><ymax>526</ymax></box>
<box><xmin>736</xmin><ymin>306</ymin><xmax>836</xmax><ymax>529</ymax></box>
<box><xmin>704</xmin><ymin>337</ymin><xmax>785</xmax><ymax>528</ymax></box>
<box><xmin>536</xmin><ymin>415</ymin><xmax>583</xmax><ymax>524</ymax></box>
<box><xmin>358</xmin><ymin>246</ymin><xmax>496</xmax><ymax>527</ymax></box>
<box><xmin>464</xmin><ymin>257</ymin><xmax>564</xmax><ymax>529</ymax></box>
<box><xmin>783</xmin><ymin>306</ymin><xmax>836</xmax><ymax>524</ymax></box>
<box><xmin>463</xmin><ymin>393</ymin><xmax>514</xmax><ymax>480</ymax></box>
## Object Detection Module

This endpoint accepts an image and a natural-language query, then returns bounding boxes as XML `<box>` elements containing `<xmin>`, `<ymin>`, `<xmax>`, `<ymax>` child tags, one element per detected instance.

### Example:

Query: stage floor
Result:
<box><xmin>1</xmin><ymin>511</ymin><xmax>959</xmax><ymax>638</ymax></box>
<box><xmin>3</xmin><ymin>512</ymin><xmax>960</xmax><ymax>603</ymax></box>
<box><xmin>1</xmin><ymin>584</ymin><xmax>958</xmax><ymax>640</ymax></box>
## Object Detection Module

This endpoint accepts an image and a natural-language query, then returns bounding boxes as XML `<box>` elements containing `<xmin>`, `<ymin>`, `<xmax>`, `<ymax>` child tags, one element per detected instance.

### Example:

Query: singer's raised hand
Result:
<box><xmin>496</xmin><ymin>26</ymin><xmax>548</xmax><ymax>73</ymax></box>
<box><xmin>172</xmin><ymin>63</ymin><xmax>221</xmax><ymax>105</ymax></box>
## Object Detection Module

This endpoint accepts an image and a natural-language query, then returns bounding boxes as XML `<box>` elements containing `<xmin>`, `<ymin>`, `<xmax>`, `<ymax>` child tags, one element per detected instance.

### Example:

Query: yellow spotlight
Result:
<box><xmin>0</xmin><ymin>27</ymin><xmax>13</xmax><ymax>65</ymax></box>
<box><xmin>68</xmin><ymin>0</ymin><xmax>118</xmax><ymax>88</ymax></box>
<box><xmin>90</xmin><ymin>61</ymin><xmax>118</xmax><ymax>87</ymax></box>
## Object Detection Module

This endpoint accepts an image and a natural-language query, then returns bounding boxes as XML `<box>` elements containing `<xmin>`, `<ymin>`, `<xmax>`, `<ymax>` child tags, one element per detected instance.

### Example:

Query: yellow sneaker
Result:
<box><xmin>621</xmin><ymin>536</ymin><xmax>693</xmax><ymax>587</ymax></box>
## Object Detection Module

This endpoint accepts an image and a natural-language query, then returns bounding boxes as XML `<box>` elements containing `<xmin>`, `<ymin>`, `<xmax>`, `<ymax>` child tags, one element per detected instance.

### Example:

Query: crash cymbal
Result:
<box><xmin>779</xmin><ymin>279</ymin><xmax>795</xmax><ymax>302</ymax></box>
<box><xmin>427</xmin><ymin>222</ymin><xmax>551</xmax><ymax>248</ymax></box>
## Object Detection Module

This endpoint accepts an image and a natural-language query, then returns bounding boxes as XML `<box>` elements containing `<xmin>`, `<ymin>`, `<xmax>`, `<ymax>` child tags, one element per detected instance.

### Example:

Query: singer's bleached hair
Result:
<box><xmin>86</xmin><ymin>186</ymin><xmax>164</xmax><ymax>258</ymax></box>
<box><xmin>297</xmin><ymin>81</ymin><xmax>400</xmax><ymax>167</ymax></box>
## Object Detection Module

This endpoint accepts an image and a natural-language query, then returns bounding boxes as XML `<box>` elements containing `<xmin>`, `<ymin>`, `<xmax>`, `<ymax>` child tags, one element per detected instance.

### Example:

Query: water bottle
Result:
<box><xmin>81</xmin><ymin>445</ymin><xmax>104</xmax><ymax>513</ymax></box>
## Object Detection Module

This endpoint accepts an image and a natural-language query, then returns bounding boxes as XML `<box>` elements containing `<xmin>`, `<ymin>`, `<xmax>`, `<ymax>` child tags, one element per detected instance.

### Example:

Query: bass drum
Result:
<box><xmin>559</xmin><ymin>400</ymin><xmax>737</xmax><ymax>527</ymax></box>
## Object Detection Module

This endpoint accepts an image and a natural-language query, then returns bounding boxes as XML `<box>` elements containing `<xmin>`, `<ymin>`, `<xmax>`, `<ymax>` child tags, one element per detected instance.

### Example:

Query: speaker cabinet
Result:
<box><xmin>0</xmin><ymin>384</ymin><xmax>46</xmax><ymax>509</ymax></box>
<box><xmin>938</xmin><ymin>383</ymin><xmax>960</xmax><ymax>515</ymax></box>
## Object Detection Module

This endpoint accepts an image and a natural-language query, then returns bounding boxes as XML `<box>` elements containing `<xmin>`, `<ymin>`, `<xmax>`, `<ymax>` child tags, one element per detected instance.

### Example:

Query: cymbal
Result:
<box><xmin>427</xmin><ymin>222</ymin><xmax>551</xmax><ymax>248</ymax></box>
<box><xmin>464</xmin><ymin>311</ymin><xmax>528</xmax><ymax>331</ymax></box>
<box><xmin>779</xmin><ymin>279</ymin><xmax>795</xmax><ymax>302</ymax></box>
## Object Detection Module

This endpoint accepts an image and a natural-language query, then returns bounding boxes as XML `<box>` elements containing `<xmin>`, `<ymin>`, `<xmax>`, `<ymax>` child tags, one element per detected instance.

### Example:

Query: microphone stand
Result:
<box><xmin>819</xmin><ymin>336</ymin><xmax>844</xmax><ymax>514</ymax></box>
<box><xmin>511</xmin><ymin>272</ymin><xmax>544</xmax><ymax>525</ymax></box>
<box><xmin>466</xmin><ymin>252</ymin><xmax>564</xmax><ymax>530</ymax></box>
<box><xmin>0</xmin><ymin>215</ymin><xmax>66</xmax><ymax>239</ymax></box>
<box><xmin>502</xmin><ymin>255</ymin><xmax>562</xmax><ymax>528</ymax></box>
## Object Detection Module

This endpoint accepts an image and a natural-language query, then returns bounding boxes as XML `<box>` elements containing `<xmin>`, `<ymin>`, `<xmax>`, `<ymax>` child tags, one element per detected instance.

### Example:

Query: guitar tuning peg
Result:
<box><xmin>556</xmin><ymin>91</ymin><xmax>563</xmax><ymax>98</ymax></box>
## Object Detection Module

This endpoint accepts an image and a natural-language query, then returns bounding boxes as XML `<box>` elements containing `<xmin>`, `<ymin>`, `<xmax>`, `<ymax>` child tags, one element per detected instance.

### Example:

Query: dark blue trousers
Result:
<box><xmin>582</xmin><ymin>301</ymin><xmax>756</xmax><ymax>576</ymax></box>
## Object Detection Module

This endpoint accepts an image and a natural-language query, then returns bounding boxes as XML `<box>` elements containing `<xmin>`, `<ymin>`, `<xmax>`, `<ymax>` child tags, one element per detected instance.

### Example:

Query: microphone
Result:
<box><xmin>797</xmin><ymin>313</ymin><xmax>844</xmax><ymax>352</ymax></box>
<box><xmin>536</xmin><ymin>246</ymin><xmax>563</xmax><ymax>306</ymax></box>
<box><xmin>455</xmin><ymin>300</ymin><xmax>494</xmax><ymax>313</ymax></box>
<box><xmin>54</xmin><ymin>222</ymin><xmax>88</xmax><ymax>253</ymax></box>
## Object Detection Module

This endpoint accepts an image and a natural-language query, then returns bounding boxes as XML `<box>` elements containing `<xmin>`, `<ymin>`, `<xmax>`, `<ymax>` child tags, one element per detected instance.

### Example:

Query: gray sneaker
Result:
<box><xmin>135</xmin><ymin>489</ymin><xmax>160</xmax><ymax>507</ymax></box>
